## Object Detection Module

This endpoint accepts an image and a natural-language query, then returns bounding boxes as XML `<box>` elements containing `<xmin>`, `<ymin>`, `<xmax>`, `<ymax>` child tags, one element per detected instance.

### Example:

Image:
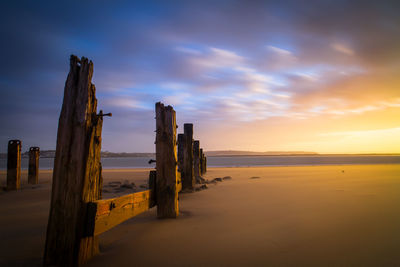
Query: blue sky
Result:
<box><xmin>1</xmin><ymin>0</ymin><xmax>399</xmax><ymax>153</ymax></box>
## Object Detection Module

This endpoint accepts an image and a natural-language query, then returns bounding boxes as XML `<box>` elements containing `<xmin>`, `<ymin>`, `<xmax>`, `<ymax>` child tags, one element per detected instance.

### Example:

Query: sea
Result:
<box><xmin>0</xmin><ymin>155</ymin><xmax>399</xmax><ymax>170</ymax></box>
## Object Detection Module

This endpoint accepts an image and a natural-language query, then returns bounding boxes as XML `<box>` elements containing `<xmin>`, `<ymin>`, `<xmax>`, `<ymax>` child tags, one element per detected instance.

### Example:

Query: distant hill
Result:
<box><xmin>204</xmin><ymin>150</ymin><xmax>319</xmax><ymax>157</ymax></box>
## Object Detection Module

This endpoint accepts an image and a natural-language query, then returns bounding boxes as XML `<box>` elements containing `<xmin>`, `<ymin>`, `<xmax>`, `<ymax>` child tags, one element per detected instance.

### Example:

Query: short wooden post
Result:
<box><xmin>193</xmin><ymin>140</ymin><xmax>200</xmax><ymax>181</ymax></box>
<box><xmin>200</xmin><ymin>148</ymin><xmax>204</xmax><ymax>175</ymax></box>
<box><xmin>44</xmin><ymin>55</ymin><xmax>104</xmax><ymax>266</ymax></box>
<box><xmin>182</xmin><ymin>123</ymin><xmax>194</xmax><ymax>190</ymax></box>
<box><xmin>7</xmin><ymin>139</ymin><xmax>21</xmax><ymax>190</ymax></box>
<box><xmin>149</xmin><ymin>170</ymin><xmax>157</xmax><ymax>207</ymax></box>
<box><xmin>28</xmin><ymin>147</ymin><xmax>40</xmax><ymax>184</ymax></box>
<box><xmin>204</xmin><ymin>156</ymin><xmax>207</xmax><ymax>173</ymax></box>
<box><xmin>155</xmin><ymin>102</ymin><xmax>179</xmax><ymax>218</ymax></box>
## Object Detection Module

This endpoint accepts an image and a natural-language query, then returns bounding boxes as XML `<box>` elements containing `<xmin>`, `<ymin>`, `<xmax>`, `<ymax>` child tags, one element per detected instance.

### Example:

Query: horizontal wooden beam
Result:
<box><xmin>86</xmin><ymin>189</ymin><xmax>155</xmax><ymax>236</ymax></box>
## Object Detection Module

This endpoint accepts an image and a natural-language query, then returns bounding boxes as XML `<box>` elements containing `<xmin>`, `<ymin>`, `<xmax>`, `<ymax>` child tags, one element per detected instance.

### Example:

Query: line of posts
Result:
<box><xmin>177</xmin><ymin>123</ymin><xmax>207</xmax><ymax>191</ymax></box>
<box><xmin>5</xmin><ymin>140</ymin><xmax>40</xmax><ymax>190</ymax></box>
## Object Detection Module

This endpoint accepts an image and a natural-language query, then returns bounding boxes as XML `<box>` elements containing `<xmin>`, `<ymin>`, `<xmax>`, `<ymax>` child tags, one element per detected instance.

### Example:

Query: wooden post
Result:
<box><xmin>177</xmin><ymin>134</ymin><xmax>185</xmax><ymax>174</ymax></box>
<box><xmin>7</xmin><ymin>140</ymin><xmax>21</xmax><ymax>190</ymax></box>
<box><xmin>155</xmin><ymin>102</ymin><xmax>179</xmax><ymax>218</ymax></box>
<box><xmin>182</xmin><ymin>123</ymin><xmax>194</xmax><ymax>190</ymax></box>
<box><xmin>149</xmin><ymin>170</ymin><xmax>157</xmax><ymax>207</ymax></box>
<box><xmin>193</xmin><ymin>140</ymin><xmax>200</xmax><ymax>181</ymax></box>
<box><xmin>204</xmin><ymin>156</ymin><xmax>207</xmax><ymax>173</ymax></box>
<box><xmin>44</xmin><ymin>55</ymin><xmax>104</xmax><ymax>266</ymax></box>
<box><xmin>200</xmin><ymin>148</ymin><xmax>204</xmax><ymax>175</ymax></box>
<box><xmin>28</xmin><ymin>147</ymin><xmax>40</xmax><ymax>184</ymax></box>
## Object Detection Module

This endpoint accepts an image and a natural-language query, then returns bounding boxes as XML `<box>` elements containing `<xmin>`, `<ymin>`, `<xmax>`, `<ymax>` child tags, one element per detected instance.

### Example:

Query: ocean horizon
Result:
<box><xmin>1</xmin><ymin>155</ymin><xmax>399</xmax><ymax>170</ymax></box>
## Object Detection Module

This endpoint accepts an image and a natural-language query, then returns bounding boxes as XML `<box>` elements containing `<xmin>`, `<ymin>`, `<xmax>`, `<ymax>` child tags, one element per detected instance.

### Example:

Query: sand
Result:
<box><xmin>1</xmin><ymin>165</ymin><xmax>400</xmax><ymax>266</ymax></box>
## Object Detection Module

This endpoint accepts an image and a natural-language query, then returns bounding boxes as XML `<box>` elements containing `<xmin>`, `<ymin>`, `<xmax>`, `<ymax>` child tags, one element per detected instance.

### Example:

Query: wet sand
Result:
<box><xmin>1</xmin><ymin>165</ymin><xmax>400</xmax><ymax>266</ymax></box>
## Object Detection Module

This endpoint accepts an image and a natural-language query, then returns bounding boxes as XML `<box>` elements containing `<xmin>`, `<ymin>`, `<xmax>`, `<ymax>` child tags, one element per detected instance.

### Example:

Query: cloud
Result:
<box><xmin>331</xmin><ymin>42</ymin><xmax>354</xmax><ymax>56</ymax></box>
<box><xmin>1</xmin><ymin>0</ymin><xmax>399</xmax><ymax>152</ymax></box>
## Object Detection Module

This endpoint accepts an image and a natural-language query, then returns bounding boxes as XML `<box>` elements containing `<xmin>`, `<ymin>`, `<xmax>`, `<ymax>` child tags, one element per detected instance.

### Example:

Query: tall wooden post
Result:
<box><xmin>177</xmin><ymin>134</ymin><xmax>185</xmax><ymax>174</ymax></box>
<box><xmin>204</xmin><ymin>156</ymin><xmax>207</xmax><ymax>173</ymax></box>
<box><xmin>44</xmin><ymin>55</ymin><xmax>104</xmax><ymax>266</ymax></box>
<box><xmin>28</xmin><ymin>147</ymin><xmax>40</xmax><ymax>184</ymax></box>
<box><xmin>7</xmin><ymin>140</ymin><xmax>21</xmax><ymax>190</ymax></box>
<box><xmin>155</xmin><ymin>102</ymin><xmax>179</xmax><ymax>218</ymax></box>
<box><xmin>182</xmin><ymin>123</ymin><xmax>194</xmax><ymax>190</ymax></box>
<box><xmin>200</xmin><ymin>148</ymin><xmax>204</xmax><ymax>175</ymax></box>
<box><xmin>193</xmin><ymin>140</ymin><xmax>200</xmax><ymax>181</ymax></box>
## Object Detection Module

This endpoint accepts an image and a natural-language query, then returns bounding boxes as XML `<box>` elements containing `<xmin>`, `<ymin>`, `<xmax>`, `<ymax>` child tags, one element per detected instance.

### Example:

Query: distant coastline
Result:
<box><xmin>0</xmin><ymin>149</ymin><xmax>398</xmax><ymax>159</ymax></box>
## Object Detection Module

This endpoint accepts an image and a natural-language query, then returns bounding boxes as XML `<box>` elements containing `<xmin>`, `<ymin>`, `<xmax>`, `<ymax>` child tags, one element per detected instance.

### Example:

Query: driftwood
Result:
<box><xmin>155</xmin><ymin>102</ymin><xmax>179</xmax><ymax>218</ymax></box>
<box><xmin>28</xmin><ymin>147</ymin><xmax>40</xmax><ymax>184</ymax></box>
<box><xmin>44</xmin><ymin>55</ymin><xmax>104</xmax><ymax>266</ymax></box>
<box><xmin>7</xmin><ymin>140</ymin><xmax>21</xmax><ymax>190</ymax></box>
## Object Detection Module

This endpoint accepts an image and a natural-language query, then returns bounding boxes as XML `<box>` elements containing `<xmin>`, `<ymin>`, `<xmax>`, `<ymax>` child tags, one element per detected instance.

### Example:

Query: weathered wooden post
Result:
<box><xmin>204</xmin><ymin>156</ymin><xmax>207</xmax><ymax>173</ymax></box>
<box><xmin>200</xmin><ymin>148</ymin><xmax>204</xmax><ymax>175</ymax></box>
<box><xmin>155</xmin><ymin>102</ymin><xmax>179</xmax><ymax>218</ymax></box>
<box><xmin>7</xmin><ymin>140</ymin><xmax>21</xmax><ymax>190</ymax></box>
<box><xmin>177</xmin><ymin>134</ymin><xmax>185</xmax><ymax>174</ymax></box>
<box><xmin>28</xmin><ymin>147</ymin><xmax>40</xmax><ymax>184</ymax></box>
<box><xmin>149</xmin><ymin>170</ymin><xmax>157</xmax><ymax>207</ymax></box>
<box><xmin>44</xmin><ymin>55</ymin><xmax>106</xmax><ymax>266</ymax></box>
<box><xmin>182</xmin><ymin>123</ymin><xmax>194</xmax><ymax>190</ymax></box>
<box><xmin>193</xmin><ymin>140</ymin><xmax>200</xmax><ymax>182</ymax></box>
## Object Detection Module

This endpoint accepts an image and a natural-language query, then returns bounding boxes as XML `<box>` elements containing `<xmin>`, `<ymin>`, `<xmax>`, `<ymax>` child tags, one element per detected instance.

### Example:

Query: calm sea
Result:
<box><xmin>0</xmin><ymin>155</ymin><xmax>399</xmax><ymax>170</ymax></box>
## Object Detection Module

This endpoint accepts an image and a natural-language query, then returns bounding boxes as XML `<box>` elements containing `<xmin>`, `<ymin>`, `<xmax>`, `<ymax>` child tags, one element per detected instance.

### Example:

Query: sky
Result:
<box><xmin>0</xmin><ymin>0</ymin><xmax>399</xmax><ymax>153</ymax></box>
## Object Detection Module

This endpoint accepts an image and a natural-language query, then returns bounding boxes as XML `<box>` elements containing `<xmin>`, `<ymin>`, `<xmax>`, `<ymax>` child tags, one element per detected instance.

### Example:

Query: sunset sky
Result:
<box><xmin>0</xmin><ymin>0</ymin><xmax>399</xmax><ymax>153</ymax></box>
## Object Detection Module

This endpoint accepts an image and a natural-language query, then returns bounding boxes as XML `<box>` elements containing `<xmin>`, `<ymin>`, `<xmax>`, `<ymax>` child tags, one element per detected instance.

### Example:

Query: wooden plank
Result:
<box><xmin>7</xmin><ymin>139</ymin><xmax>21</xmax><ymax>190</ymax></box>
<box><xmin>86</xmin><ymin>190</ymin><xmax>154</xmax><ymax>236</ymax></box>
<box><xmin>155</xmin><ymin>102</ymin><xmax>179</xmax><ymax>218</ymax></box>
<box><xmin>44</xmin><ymin>55</ymin><xmax>104</xmax><ymax>266</ymax></box>
<box><xmin>28</xmin><ymin>147</ymin><xmax>40</xmax><ymax>184</ymax></box>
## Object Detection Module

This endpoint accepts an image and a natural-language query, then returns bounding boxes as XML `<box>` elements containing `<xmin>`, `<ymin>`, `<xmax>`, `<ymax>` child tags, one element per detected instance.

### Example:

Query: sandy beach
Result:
<box><xmin>1</xmin><ymin>165</ymin><xmax>400</xmax><ymax>266</ymax></box>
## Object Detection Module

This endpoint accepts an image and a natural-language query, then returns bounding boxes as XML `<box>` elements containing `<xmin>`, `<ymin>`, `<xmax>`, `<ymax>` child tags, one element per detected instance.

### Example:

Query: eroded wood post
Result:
<box><xmin>204</xmin><ymin>156</ymin><xmax>207</xmax><ymax>173</ymax></box>
<box><xmin>28</xmin><ymin>147</ymin><xmax>40</xmax><ymax>184</ymax></box>
<box><xmin>200</xmin><ymin>148</ymin><xmax>204</xmax><ymax>175</ymax></box>
<box><xmin>182</xmin><ymin>123</ymin><xmax>194</xmax><ymax>190</ymax></box>
<box><xmin>149</xmin><ymin>170</ymin><xmax>157</xmax><ymax>207</ymax></box>
<box><xmin>7</xmin><ymin>140</ymin><xmax>21</xmax><ymax>190</ymax></box>
<box><xmin>155</xmin><ymin>102</ymin><xmax>179</xmax><ymax>218</ymax></box>
<box><xmin>44</xmin><ymin>55</ymin><xmax>104</xmax><ymax>266</ymax></box>
<box><xmin>177</xmin><ymin>134</ymin><xmax>185</xmax><ymax>174</ymax></box>
<box><xmin>193</xmin><ymin>140</ymin><xmax>200</xmax><ymax>182</ymax></box>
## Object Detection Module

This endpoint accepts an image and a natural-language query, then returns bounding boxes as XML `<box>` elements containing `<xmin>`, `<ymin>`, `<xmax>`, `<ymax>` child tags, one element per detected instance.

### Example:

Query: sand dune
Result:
<box><xmin>1</xmin><ymin>165</ymin><xmax>400</xmax><ymax>266</ymax></box>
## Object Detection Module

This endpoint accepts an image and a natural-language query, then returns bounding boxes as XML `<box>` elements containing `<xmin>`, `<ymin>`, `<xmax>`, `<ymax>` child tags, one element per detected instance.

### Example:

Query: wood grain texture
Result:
<box><xmin>86</xmin><ymin>190</ymin><xmax>154</xmax><ymax>236</ymax></box>
<box><xmin>7</xmin><ymin>140</ymin><xmax>21</xmax><ymax>190</ymax></box>
<box><xmin>43</xmin><ymin>55</ymin><xmax>103</xmax><ymax>266</ymax></box>
<box><xmin>28</xmin><ymin>147</ymin><xmax>40</xmax><ymax>184</ymax></box>
<box><xmin>155</xmin><ymin>102</ymin><xmax>179</xmax><ymax>218</ymax></box>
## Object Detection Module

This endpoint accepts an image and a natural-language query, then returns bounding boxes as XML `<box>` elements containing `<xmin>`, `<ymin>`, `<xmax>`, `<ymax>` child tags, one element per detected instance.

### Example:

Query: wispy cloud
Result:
<box><xmin>331</xmin><ymin>42</ymin><xmax>354</xmax><ymax>56</ymax></box>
